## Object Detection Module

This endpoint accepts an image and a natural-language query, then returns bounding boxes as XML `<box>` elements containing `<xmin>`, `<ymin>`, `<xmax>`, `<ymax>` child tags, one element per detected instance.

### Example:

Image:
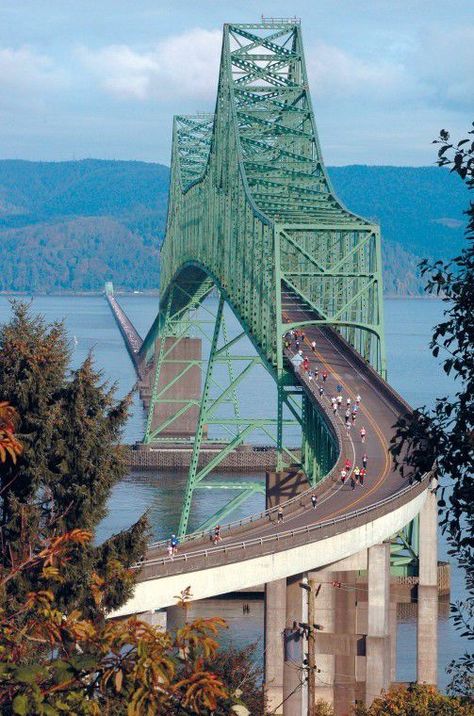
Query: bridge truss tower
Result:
<box><xmin>141</xmin><ymin>21</ymin><xmax>387</xmax><ymax>538</ymax></box>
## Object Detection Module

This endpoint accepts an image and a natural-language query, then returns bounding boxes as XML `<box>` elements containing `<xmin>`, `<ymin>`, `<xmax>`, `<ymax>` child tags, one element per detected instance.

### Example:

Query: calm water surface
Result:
<box><xmin>0</xmin><ymin>295</ymin><xmax>461</xmax><ymax>688</ymax></box>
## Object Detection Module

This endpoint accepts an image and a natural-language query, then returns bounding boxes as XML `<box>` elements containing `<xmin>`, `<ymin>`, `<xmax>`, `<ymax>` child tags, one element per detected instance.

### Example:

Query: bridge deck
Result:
<box><xmin>138</xmin><ymin>289</ymin><xmax>421</xmax><ymax>583</ymax></box>
<box><xmin>106</xmin><ymin>294</ymin><xmax>143</xmax><ymax>368</ymax></box>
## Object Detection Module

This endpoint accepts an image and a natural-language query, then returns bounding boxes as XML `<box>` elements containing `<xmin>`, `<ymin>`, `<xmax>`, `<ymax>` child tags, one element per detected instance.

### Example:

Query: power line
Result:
<box><xmin>269</xmin><ymin>680</ymin><xmax>305</xmax><ymax>715</ymax></box>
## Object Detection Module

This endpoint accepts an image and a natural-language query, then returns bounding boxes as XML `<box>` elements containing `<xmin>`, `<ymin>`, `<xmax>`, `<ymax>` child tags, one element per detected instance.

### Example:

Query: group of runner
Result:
<box><xmin>284</xmin><ymin>328</ymin><xmax>370</xmax><ymax>494</ymax></box>
<box><xmin>167</xmin><ymin>523</ymin><xmax>223</xmax><ymax>557</ymax></box>
<box><xmin>285</xmin><ymin>330</ymin><xmax>368</xmax><ymax>444</ymax></box>
<box><xmin>340</xmin><ymin>454</ymin><xmax>368</xmax><ymax>490</ymax></box>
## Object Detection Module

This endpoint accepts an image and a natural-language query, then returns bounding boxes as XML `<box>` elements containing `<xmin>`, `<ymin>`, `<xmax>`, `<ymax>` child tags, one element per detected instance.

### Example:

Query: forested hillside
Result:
<box><xmin>0</xmin><ymin>159</ymin><xmax>468</xmax><ymax>294</ymax></box>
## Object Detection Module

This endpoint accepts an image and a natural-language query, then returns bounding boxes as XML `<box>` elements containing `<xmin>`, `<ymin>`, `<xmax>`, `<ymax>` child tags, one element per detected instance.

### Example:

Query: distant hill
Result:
<box><xmin>0</xmin><ymin>159</ymin><xmax>468</xmax><ymax>295</ymax></box>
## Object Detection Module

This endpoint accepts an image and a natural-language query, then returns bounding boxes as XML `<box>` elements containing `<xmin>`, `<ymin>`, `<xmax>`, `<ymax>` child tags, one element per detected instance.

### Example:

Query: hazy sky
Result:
<box><xmin>0</xmin><ymin>0</ymin><xmax>472</xmax><ymax>166</ymax></box>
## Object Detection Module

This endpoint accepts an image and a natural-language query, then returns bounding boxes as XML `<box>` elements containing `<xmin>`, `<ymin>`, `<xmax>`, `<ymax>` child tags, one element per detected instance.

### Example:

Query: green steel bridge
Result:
<box><xmin>109</xmin><ymin>20</ymin><xmax>421</xmax><ymax>575</ymax></box>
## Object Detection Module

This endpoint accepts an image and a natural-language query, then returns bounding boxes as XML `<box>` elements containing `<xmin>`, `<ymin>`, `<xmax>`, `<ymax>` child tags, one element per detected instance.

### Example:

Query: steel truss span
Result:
<box><xmin>138</xmin><ymin>22</ymin><xmax>392</xmax><ymax>539</ymax></box>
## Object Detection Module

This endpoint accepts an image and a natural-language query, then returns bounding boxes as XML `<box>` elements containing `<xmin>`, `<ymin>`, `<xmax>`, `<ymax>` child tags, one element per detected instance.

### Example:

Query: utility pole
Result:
<box><xmin>307</xmin><ymin>579</ymin><xmax>316</xmax><ymax>716</ymax></box>
<box><xmin>299</xmin><ymin>579</ymin><xmax>320</xmax><ymax>716</ymax></box>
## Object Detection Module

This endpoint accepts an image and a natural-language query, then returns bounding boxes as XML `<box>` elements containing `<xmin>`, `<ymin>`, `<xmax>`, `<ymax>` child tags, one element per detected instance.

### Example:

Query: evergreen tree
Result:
<box><xmin>0</xmin><ymin>302</ymin><xmax>148</xmax><ymax>615</ymax></box>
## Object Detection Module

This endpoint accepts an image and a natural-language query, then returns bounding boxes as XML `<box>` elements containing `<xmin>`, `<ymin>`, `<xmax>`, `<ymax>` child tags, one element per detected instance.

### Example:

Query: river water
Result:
<box><xmin>0</xmin><ymin>295</ymin><xmax>463</xmax><ymax>689</ymax></box>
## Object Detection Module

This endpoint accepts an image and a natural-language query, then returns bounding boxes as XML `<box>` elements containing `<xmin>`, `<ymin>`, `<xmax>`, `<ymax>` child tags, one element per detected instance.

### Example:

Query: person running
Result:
<box><xmin>332</xmin><ymin>402</ymin><xmax>338</xmax><ymax>415</ymax></box>
<box><xmin>350</xmin><ymin>476</ymin><xmax>356</xmax><ymax>490</ymax></box>
<box><xmin>311</xmin><ymin>340</ymin><xmax>316</xmax><ymax>352</ymax></box>
<box><xmin>277</xmin><ymin>506</ymin><xmax>284</xmax><ymax>523</ymax></box>
<box><xmin>167</xmin><ymin>542</ymin><xmax>174</xmax><ymax>559</ymax></box>
<box><xmin>360</xmin><ymin>426</ymin><xmax>367</xmax><ymax>443</ymax></box>
<box><xmin>322</xmin><ymin>371</ymin><xmax>328</xmax><ymax>382</ymax></box>
<box><xmin>214</xmin><ymin>524</ymin><xmax>221</xmax><ymax>543</ymax></box>
<box><xmin>362</xmin><ymin>453</ymin><xmax>368</xmax><ymax>469</ymax></box>
<box><xmin>352</xmin><ymin>403</ymin><xmax>359</xmax><ymax>413</ymax></box>
<box><xmin>359</xmin><ymin>467</ymin><xmax>366</xmax><ymax>486</ymax></box>
<box><xmin>346</xmin><ymin>397</ymin><xmax>351</xmax><ymax>406</ymax></box>
<box><xmin>170</xmin><ymin>534</ymin><xmax>179</xmax><ymax>555</ymax></box>
<box><xmin>345</xmin><ymin>458</ymin><xmax>352</xmax><ymax>470</ymax></box>
<box><xmin>291</xmin><ymin>353</ymin><xmax>304</xmax><ymax>373</ymax></box>
<box><xmin>351</xmin><ymin>411</ymin><xmax>357</xmax><ymax>423</ymax></box>
<box><xmin>311</xmin><ymin>493</ymin><xmax>317</xmax><ymax>509</ymax></box>
<box><xmin>308</xmin><ymin>369</ymin><xmax>314</xmax><ymax>382</ymax></box>
<box><xmin>345</xmin><ymin>421</ymin><xmax>352</xmax><ymax>434</ymax></box>
<box><xmin>336</xmin><ymin>383</ymin><xmax>343</xmax><ymax>393</ymax></box>
<box><xmin>345</xmin><ymin>408</ymin><xmax>351</xmax><ymax>420</ymax></box>
<box><xmin>354</xmin><ymin>466</ymin><xmax>361</xmax><ymax>482</ymax></box>
<box><xmin>303</xmin><ymin>357</ymin><xmax>309</xmax><ymax>371</ymax></box>
<box><xmin>314</xmin><ymin>367</ymin><xmax>319</xmax><ymax>380</ymax></box>
<box><xmin>356</xmin><ymin>394</ymin><xmax>361</xmax><ymax>404</ymax></box>
<box><xmin>300</xmin><ymin>331</ymin><xmax>305</xmax><ymax>342</ymax></box>
<box><xmin>337</xmin><ymin>394</ymin><xmax>343</xmax><ymax>406</ymax></box>
<box><xmin>319</xmin><ymin>385</ymin><xmax>324</xmax><ymax>397</ymax></box>
<box><xmin>340</xmin><ymin>468</ymin><xmax>347</xmax><ymax>483</ymax></box>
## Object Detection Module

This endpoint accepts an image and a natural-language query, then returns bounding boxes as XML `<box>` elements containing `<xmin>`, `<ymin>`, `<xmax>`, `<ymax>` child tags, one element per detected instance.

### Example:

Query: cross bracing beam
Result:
<box><xmin>140</xmin><ymin>20</ymin><xmax>388</xmax><ymax>537</ymax></box>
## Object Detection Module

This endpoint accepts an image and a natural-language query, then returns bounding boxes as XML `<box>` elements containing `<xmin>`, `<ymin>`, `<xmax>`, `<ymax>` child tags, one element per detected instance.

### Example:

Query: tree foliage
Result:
<box><xmin>0</xmin><ymin>529</ymin><xmax>250</xmax><ymax>715</ymax></box>
<box><xmin>202</xmin><ymin>642</ymin><xmax>265</xmax><ymax>716</ymax></box>
<box><xmin>353</xmin><ymin>683</ymin><xmax>473</xmax><ymax>715</ymax></box>
<box><xmin>390</xmin><ymin>124</ymin><xmax>474</xmax><ymax>695</ymax></box>
<box><xmin>0</xmin><ymin>373</ymin><xmax>257</xmax><ymax>714</ymax></box>
<box><xmin>0</xmin><ymin>302</ymin><xmax>148</xmax><ymax>616</ymax></box>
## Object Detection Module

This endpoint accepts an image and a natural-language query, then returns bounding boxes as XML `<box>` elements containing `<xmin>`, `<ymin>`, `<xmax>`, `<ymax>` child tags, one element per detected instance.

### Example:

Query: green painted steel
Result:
<box><xmin>140</xmin><ymin>21</ymin><xmax>386</xmax><ymax>537</ymax></box>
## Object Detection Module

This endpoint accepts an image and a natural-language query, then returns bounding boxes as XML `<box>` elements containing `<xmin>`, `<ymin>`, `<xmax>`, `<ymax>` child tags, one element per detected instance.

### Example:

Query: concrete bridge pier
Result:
<box><xmin>264</xmin><ymin>578</ymin><xmax>286</xmax><ymax>714</ymax></box>
<box><xmin>417</xmin><ymin>486</ymin><xmax>438</xmax><ymax>685</ymax></box>
<box><xmin>311</xmin><ymin>571</ymin><xmax>336</xmax><ymax>707</ymax></box>
<box><xmin>311</xmin><ymin>552</ymin><xmax>368</xmax><ymax>713</ymax></box>
<box><xmin>365</xmin><ymin>542</ymin><xmax>391</xmax><ymax>705</ymax></box>
<box><xmin>140</xmin><ymin>336</ymin><xmax>203</xmax><ymax>439</ymax></box>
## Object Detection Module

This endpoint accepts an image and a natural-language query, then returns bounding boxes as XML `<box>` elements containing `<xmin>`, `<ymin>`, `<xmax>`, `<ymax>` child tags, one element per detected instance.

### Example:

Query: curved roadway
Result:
<box><xmin>136</xmin><ymin>288</ymin><xmax>426</xmax><ymax>586</ymax></box>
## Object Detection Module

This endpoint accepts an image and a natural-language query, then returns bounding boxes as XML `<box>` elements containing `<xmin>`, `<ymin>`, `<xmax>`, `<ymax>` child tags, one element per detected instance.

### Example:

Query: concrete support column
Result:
<box><xmin>334</xmin><ymin>570</ymin><xmax>358</xmax><ymax>712</ymax></box>
<box><xmin>389</xmin><ymin>600</ymin><xmax>397</xmax><ymax>683</ymax></box>
<box><xmin>312</xmin><ymin>572</ymin><xmax>336</xmax><ymax>707</ymax></box>
<box><xmin>149</xmin><ymin>337</ymin><xmax>203</xmax><ymax>438</ymax></box>
<box><xmin>139</xmin><ymin>609</ymin><xmax>167</xmax><ymax>629</ymax></box>
<box><xmin>417</xmin><ymin>487</ymin><xmax>438</xmax><ymax>685</ymax></box>
<box><xmin>366</xmin><ymin>543</ymin><xmax>391</xmax><ymax>705</ymax></box>
<box><xmin>283</xmin><ymin>575</ymin><xmax>307</xmax><ymax>716</ymax></box>
<box><xmin>264</xmin><ymin>579</ymin><xmax>286</xmax><ymax>714</ymax></box>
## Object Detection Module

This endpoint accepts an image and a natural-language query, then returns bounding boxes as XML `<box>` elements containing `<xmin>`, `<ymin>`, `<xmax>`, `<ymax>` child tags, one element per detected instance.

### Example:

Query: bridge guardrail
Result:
<box><xmin>137</xmin><ymin>472</ymin><xmax>430</xmax><ymax>578</ymax></box>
